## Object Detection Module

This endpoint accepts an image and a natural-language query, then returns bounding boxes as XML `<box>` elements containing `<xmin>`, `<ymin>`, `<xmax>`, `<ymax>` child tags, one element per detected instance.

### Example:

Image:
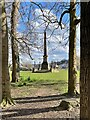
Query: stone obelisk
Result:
<box><xmin>41</xmin><ymin>31</ymin><xmax>48</xmax><ymax>70</ymax></box>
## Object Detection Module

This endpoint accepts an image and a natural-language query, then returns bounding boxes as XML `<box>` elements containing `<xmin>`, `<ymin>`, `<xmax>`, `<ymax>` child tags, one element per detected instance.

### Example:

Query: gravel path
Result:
<box><xmin>1</xmin><ymin>85</ymin><xmax>80</xmax><ymax>120</ymax></box>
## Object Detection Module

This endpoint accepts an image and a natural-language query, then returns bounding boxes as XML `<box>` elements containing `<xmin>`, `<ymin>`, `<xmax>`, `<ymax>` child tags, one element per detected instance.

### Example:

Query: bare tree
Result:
<box><xmin>1</xmin><ymin>0</ymin><xmax>14</xmax><ymax>107</ymax></box>
<box><xmin>68</xmin><ymin>0</ymin><xmax>77</xmax><ymax>96</ymax></box>
<box><xmin>59</xmin><ymin>0</ymin><xmax>80</xmax><ymax>96</ymax></box>
<box><xmin>0</xmin><ymin>2</ymin><xmax>2</xmax><ymax>103</ymax></box>
<box><xmin>11</xmin><ymin>0</ymin><xmax>20</xmax><ymax>82</ymax></box>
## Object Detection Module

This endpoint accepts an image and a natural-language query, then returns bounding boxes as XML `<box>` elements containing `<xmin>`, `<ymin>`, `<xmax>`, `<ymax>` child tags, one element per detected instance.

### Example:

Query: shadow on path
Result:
<box><xmin>2</xmin><ymin>94</ymin><xmax>79</xmax><ymax>119</ymax></box>
<box><xmin>2</xmin><ymin>105</ymin><xmax>64</xmax><ymax>119</ymax></box>
<box><xmin>13</xmin><ymin>94</ymin><xmax>79</xmax><ymax>104</ymax></box>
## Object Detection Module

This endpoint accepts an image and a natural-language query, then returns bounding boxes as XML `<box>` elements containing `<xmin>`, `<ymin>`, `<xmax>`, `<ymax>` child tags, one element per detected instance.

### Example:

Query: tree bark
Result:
<box><xmin>0</xmin><ymin>3</ymin><xmax>2</xmax><ymax>103</ymax></box>
<box><xmin>68</xmin><ymin>0</ymin><xmax>77</xmax><ymax>96</ymax></box>
<box><xmin>11</xmin><ymin>0</ymin><xmax>20</xmax><ymax>82</ymax></box>
<box><xmin>80</xmin><ymin>2</ymin><xmax>90</xmax><ymax>119</ymax></box>
<box><xmin>1</xmin><ymin>0</ymin><xmax>14</xmax><ymax>107</ymax></box>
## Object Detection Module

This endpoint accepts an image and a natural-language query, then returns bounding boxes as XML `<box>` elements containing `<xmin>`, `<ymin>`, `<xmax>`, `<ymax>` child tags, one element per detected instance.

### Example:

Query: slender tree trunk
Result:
<box><xmin>11</xmin><ymin>1</ymin><xmax>20</xmax><ymax>82</ymax></box>
<box><xmin>80</xmin><ymin>2</ymin><xmax>90</xmax><ymax>119</ymax></box>
<box><xmin>0</xmin><ymin>3</ymin><xmax>2</xmax><ymax>103</ymax></box>
<box><xmin>1</xmin><ymin>0</ymin><xmax>14</xmax><ymax>107</ymax></box>
<box><xmin>68</xmin><ymin>0</ymin><xmax>77</xmax><ymax>96</ymax></box>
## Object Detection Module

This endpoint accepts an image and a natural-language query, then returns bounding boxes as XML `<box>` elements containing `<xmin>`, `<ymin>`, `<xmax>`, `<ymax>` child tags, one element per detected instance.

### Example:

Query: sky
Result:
<box><xmin>8</xmin><ymin>1</ymin><xmax>80</xmax><ymax>65</ymax></box>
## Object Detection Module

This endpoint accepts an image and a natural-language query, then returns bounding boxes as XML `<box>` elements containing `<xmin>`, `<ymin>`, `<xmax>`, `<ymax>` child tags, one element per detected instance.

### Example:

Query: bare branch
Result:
<box><xmin>59</xmin><ymin>2</ymin><xmax>80</xmax><ymax>29</ymax></box>
<box><xmin>31</xmin><ymin>2</ymin><xmax>43</xmax><ymax>13</ymax></box>
<box><xmin>59</xmin><ymin>10</ymin><xmax>70</xmax><ymax>29</ymax></box>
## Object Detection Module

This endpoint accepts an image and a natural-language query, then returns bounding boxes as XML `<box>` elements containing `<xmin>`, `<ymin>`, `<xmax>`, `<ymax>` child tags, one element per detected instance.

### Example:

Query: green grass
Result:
<box><xmin>11</xmin><ymin>69</ymin><xmax>68</xmax><ymax>87</ymax></box>
<box><xmin>11</xmin><ymin>70</ymin><xmax>80</xmax><ymax>93</ymax></box>
<box><xmin>20</xmin><ymin>69</ymin><xmax>68</xmax><ymax>82</ymax></box>
<box><xmin>12</xmin><ymin>70</ymin><xmax>68</xmax><ymax>93</ymax></box>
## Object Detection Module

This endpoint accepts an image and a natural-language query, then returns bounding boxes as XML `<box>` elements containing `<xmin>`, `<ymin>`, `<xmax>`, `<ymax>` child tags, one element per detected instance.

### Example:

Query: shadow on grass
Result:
<box><xmin>11</xmin><ymin>80</ymin><xmax>68</xmax><ymax>87</ymax></box>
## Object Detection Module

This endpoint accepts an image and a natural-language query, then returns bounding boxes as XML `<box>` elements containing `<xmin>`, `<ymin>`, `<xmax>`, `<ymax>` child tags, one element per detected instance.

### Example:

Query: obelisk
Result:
<box><xmin>41</xmin><ymin>31</ymin><xmax>48</xmax><ymax>70</ymax></box>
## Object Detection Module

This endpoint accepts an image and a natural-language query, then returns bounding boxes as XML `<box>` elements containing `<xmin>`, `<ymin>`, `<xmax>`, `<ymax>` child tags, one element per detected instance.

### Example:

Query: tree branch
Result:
<box><xmin>74</xmin><ymin>18</ymin><xmax>81</xmax><ymax>25</ymax></box>
<box><xmin>59</xmin><ymin>10</ymin><xmax>70</xmax><ymax>29</ymax></box>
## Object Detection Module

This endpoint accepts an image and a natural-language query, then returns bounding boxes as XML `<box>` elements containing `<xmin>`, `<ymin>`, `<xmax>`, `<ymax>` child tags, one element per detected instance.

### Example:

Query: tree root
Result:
<box><xmin>61</xmin><ymin>91</ymin><xmax>80</xmax><ymax>98</ymax></box>
<box><xmin>68</xmin><ymin>90</ymin><xmax>80</xmax><ymax>97</ymax></box>
<box><xmin>1</xmin><ymin>97</ymin><xmax>15</xmax><ymax>108</ymax></box>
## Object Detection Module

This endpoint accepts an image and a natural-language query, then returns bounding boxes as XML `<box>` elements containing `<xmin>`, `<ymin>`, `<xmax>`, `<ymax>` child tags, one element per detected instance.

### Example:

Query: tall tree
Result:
<box><xmin>68</xmin><ymin>0</ymin><xmax>77</xmax><ymax>96</ymax></box>
<box><xmin>0</xmin><ymin>2</ymin><xmax>2</xmax><ymax>103</ymax></box>
<box><xmin>80</xmin><ymin>2</ymin><xmax>90</xmax><ymax>119</ymax></box>
<box><xmin>1</xmin><ymin>0</ymin><xmax>14</xmax><ymax>107</ymax></box>
<box><xmin>11</xmin><ymin>0</ymin><xmax>20</xmax><ymax>82</ymax></box>
<box><xmin>59</xmin><ymin>0</ymin><xmax>80</xmax><ymax>96</ymax></box>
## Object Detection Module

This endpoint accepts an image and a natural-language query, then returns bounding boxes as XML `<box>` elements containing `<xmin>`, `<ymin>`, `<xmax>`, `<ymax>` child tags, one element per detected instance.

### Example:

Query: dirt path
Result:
<box><xmin>1</xmin><ymin>85</ymin><xmax>80</xmax><ymax>119</ymax></box>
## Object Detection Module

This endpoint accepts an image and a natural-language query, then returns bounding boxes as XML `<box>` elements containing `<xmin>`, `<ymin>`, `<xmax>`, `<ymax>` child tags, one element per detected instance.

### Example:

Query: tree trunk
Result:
<box><xmin>80</xmin><ymin>2</ymin><xmax>90</xmax><ymax>119</ymax></box>
<box><xmin>11</xmin><ymin>1</ymin><xmax>20</xmax><ymax>82</ymax></box>
<box><xmin>0</xmin><ymin>3</ymin><xmax>2</xmax><ymax>103</ymax></box>
<box><xmin>1</xmin><ymin>0</ymin><xmax>14</xmax><ymax>107</ymax></box>
<box><xmin>68</xmin><ymin>0</ymin><xmax>77</xmax><ymax>96</ymax></box>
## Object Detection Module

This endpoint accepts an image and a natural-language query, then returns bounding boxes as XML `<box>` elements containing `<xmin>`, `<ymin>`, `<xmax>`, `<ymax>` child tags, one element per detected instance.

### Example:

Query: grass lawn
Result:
<box><xmin>11</xmin><ymin>69</ymin><xmax>80</xmax><ymax>93</ymax></box>
<box><xmin>20</xmin><ymin>69</ymin><xmax>68</xmax><ymax>81</ymax></box>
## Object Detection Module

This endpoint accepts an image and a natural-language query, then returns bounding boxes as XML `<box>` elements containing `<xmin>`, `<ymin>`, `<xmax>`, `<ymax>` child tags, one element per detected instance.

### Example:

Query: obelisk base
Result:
<box><xmin>41</xmin><ymin>62</ymin><xmax>48</xmax><ymax>70</ymax></box>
